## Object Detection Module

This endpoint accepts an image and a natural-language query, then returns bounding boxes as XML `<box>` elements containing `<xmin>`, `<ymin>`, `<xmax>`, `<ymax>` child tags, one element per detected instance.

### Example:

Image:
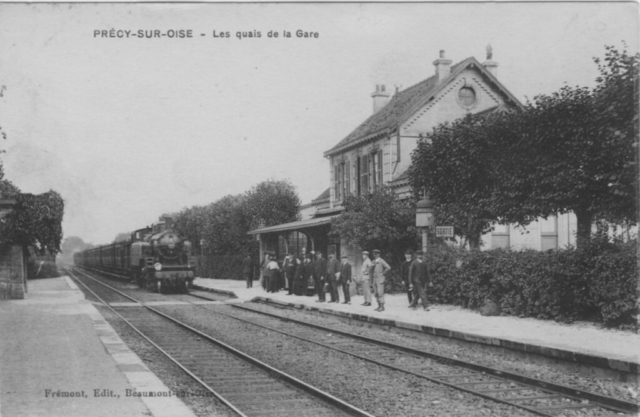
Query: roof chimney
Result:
<box><xmin>482</xmin><ymin>44</ymin><xmax>499</xmax><ymax>77</ymax></box>
<box><xmin>371</xmin><ymin>84</ymin><xmax>390</xmax><ymax>114</ymax></box>
<box><xmin>433</xmin><ymin>50</ymin><xmax>452</xmax><ymax>82</ymax></box>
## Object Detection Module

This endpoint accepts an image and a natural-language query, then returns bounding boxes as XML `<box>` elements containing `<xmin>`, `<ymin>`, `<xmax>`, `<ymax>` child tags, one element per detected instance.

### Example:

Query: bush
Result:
<box><xmin>424</xmin><ymin>239</ymin><xmax>637</xmax><ymax>329</ymax></box>
<box><xmin>27</xmin><ymin>260</ymin><xmax>60</xmax><ymax>279</ymax></box>
<box><xmin>198</xmin><ymin>254</ymin><xmax>246</xmax><ymax>280</ymax></box>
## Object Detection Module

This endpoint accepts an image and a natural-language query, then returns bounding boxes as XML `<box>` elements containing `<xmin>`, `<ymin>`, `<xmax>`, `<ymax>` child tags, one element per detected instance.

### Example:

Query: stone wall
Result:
<box><xmin>0</xmin><ymin>245</ymin><xmax>25</xmax><ymax>299</ymax></box>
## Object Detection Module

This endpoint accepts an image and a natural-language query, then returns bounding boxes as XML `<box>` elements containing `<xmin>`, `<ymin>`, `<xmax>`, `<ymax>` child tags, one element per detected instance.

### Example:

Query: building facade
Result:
<box><xmin>249</xmin><ymin>48</ymin><xmax>579</xmax><ymax>270</ymax></box>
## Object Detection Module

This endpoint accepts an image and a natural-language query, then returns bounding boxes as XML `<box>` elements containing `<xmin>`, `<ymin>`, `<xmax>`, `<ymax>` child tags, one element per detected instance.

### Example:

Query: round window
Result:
<box><xmin>458</xmin><ymin>87</ymin><xmax>477</xmax><ymax>107</ymax></box>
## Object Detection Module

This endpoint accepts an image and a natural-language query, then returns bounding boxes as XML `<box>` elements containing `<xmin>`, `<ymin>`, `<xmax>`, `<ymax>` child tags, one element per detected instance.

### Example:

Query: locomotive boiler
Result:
<box><xmin>74</xmin><ymin>217</ymin><xmax>196</xmax><ymax>293</ymax></box>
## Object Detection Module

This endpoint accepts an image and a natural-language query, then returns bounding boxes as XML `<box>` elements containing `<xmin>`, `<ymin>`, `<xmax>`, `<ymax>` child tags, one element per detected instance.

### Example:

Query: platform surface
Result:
<box><xmin>0</xmin><ymin>277</ymin><xmax>196</xmax><ymax>417</ymax></box>
<box><xmin>194</xmin><ymin>277</ymin><xmax>640</xmax><ymax>365</ymax></box>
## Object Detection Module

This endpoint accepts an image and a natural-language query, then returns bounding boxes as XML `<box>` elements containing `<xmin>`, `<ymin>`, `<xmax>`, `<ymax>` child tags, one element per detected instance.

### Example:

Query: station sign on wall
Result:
<box><xmin>435</xmin><ymin>226</ymin><xmax>454</xmax><ymax>238</ymax></box>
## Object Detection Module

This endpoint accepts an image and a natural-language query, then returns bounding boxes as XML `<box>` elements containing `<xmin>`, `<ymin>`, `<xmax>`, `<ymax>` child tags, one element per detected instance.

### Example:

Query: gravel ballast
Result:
<box><xmin>93</xmin><ymin>305</ymin><xmax>238</xmax><ymax>417</ymax></box>
<box><xmin>240</xmin><ymin>302</ymin><xmax>639</xmax><ymax>404</ymax></box>
<box><xmin>155</xmin><ymin>304</ymin><xmax>537</xmax><ymax>417</ymax></box>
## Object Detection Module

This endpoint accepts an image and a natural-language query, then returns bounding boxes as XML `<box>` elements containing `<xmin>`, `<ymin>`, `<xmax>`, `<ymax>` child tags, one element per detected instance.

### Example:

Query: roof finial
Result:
<box><xmin>486</xmin><ymin>44</ymin><xmax>493</xmax><ymax>60</ymax></box>
<box><xmin>439</xmin><ymin>50</ymin><xmax>445</xmax><ymax>59</ymax></box>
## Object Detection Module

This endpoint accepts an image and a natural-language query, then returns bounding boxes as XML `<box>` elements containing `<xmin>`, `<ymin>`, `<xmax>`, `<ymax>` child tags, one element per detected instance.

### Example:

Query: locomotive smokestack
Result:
<box><xmin>160</xmin><ymin>216</ymin><xmax>174</xmax><ymax>230</ymax></box>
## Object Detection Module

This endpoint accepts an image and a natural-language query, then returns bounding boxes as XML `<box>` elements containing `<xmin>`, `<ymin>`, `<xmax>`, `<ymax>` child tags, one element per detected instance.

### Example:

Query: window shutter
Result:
<box><xmin>334</xmin><ymin>164</ymin><xmax>340</xmax><ymax>201</ymax></box>
<box><xmin>377</xmin><ymin>150</ymin><xmax>383</xmax><ymax>187</ymax></box>
<box><xmin>345</xmin><ymin>161</ymin><xmax>350</xmax><ymax>196</ymax></box>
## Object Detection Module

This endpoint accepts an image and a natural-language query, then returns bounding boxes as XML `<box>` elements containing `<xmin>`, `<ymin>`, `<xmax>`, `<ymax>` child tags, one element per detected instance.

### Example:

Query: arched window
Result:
<box><xmin>287</xmin><ymin>231</ymin><xmax>309</xmax><ymax>259</ymax></box>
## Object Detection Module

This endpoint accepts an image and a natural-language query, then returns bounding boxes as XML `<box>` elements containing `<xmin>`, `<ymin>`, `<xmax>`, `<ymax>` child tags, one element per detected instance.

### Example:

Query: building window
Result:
<box><xmin>344</xmin><ymin>161</ymin><xmax>350</xmax><ymax>197</ymax></box>
<box><xmin>359</xmin><ymin>154</ymin><xmax>369</xmax><ymax>195</ymax></box>
<box><xmin>334</xmin><ymin>163</ymin><xmax>342</xmax><ymax>201</ymax></box>
<box><xmin>287</xmin><ymin>231</ymin><xmax>308</xmax><ymax>259</ymax></box>
<box><xmin>491</xmin><ymin>224</ymin><xmax>510</xmax><ymax>249</ymax></box>
<box><xmin>540</xmin><ymin>216</ymin><xmax>558</xmax><ymax>251</ymax></box>
<box><xmin>376</xmin><ymin>149</ymin><xmax>383</xmax><ymax>188</ymax></box>
<box><xmin>370</xmin><ymin>150</ymin><xmax>383</xmax><ymax>191</ymax></box>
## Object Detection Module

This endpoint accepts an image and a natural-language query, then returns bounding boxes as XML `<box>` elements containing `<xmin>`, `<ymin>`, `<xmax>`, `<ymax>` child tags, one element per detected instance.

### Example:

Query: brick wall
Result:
<box><xmin>0</xmin><ymin>244</ymin><xmax>25</xmax><ymax>299</ymax></box>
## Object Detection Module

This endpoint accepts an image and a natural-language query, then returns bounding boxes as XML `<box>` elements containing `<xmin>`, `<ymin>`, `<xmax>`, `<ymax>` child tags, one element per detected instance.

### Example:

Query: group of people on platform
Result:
<box><xmin>241</xmin><ymin>248</ymin><xmax>432</xmax><ymax>313</ymax></box>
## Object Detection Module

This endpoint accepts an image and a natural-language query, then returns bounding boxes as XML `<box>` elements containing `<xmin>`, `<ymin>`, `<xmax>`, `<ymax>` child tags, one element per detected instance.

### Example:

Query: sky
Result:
<box><xmin>0</xmin><ymin>2</ymin><xmax>638</xmax><ymax>245</ymax></box>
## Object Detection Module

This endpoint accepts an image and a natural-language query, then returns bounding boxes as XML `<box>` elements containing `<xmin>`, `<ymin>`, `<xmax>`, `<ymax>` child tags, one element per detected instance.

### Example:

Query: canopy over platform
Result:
<box><xmin>247</xmin><ymin>215</ymin><xmax>338</xmax><ymax>235</ymax></box>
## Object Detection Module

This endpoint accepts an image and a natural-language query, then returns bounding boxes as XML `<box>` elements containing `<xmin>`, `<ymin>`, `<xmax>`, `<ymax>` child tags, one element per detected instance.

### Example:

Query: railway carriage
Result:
<box><xmin>74</xmin><ymin>217</ymin><xmax>196</xmax><ymax>293</ymax></box>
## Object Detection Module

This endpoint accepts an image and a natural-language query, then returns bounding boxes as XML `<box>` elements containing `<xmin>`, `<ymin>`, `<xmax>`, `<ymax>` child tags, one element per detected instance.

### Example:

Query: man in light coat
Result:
<box><xmin>359</xmin><ymin>251</ymin><xmax>373</xmax><ymax>306</ymax></box>
<box><xmin>370</xmin><ymin>249</ymin><xmax>391</xmax><ymax>312</ymax></box>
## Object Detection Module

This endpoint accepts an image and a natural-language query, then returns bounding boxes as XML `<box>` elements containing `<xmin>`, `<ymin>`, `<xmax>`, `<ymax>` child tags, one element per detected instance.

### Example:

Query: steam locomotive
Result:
<box><xmin>73</xmin><ymin>217</ymin><xmax>196</xmax><ymax>293</ymax></box>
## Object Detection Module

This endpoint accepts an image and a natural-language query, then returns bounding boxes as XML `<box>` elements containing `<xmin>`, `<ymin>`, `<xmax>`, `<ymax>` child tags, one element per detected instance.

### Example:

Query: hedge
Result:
<box><xmin>199</xmin><ymin>239</ymin><xmax>637</xmax><ymax>329</ymax></box>
<box><xmin>198</xmin><ymin>254</ymin><xmax>247</xmax><ymax>281</ymax></box>
<box><xmin>413</xmin><ymin>238</ymin><xmax>637</xmax><ymax>329</ymax></box>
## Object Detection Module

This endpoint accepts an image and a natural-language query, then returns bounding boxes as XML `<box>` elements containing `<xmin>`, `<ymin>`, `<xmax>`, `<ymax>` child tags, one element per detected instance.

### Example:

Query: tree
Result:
<box><xmin>0</xmin><ymin>190</ymin><xmax>65</xmax><ymax>254</ymax></box>
<box><xmin>0</xmin><ymin>165</ymin><xmax>20</xmax><ymax>198</ymax></box>
<box><xmin>491</xmin><ymin>46</ymin><xmax>638</xmax><ymax>246</ymax></box>
<box><xmin>243</xmin><ymin>179</ymin><xmax>301</xmax><ymax>229</ymax></box>
<box><xmin>409</xmin><ymin>113</ymin><xmax>506</xmax><ymax>249</ymax></box>
<box><xmin>58</xmin><ymin>235</ymin><xmax>94</xmax><ymax>264</ymax></box>
<box><xmin>173</xmin><ymin>205</ymin><xmax>208</xmax><ymax>254</ymax></box>
<box><xmin>330</xmin><ymin>187</ymin><xmax>418</xmax><ymax>263</ymax></box>
<box><xmin>410</xmin><ymin>45</ymin><xmax>638</xmax><ymax>248</ymax></box>
<box><xmin>203</xmin><ymin>194</ymin><xmax>253</xmax><ymax>255</ymax></box>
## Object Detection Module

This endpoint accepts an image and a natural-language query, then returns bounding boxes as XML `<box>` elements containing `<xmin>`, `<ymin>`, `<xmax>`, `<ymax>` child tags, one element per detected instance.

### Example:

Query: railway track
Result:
<box><xmin>69</xmin><ymin>267</ymin><xmax>638</xmax><ymax>417</ymax></box>
<box><xmin>212</xmin><ymin>305</ymin><xmax>637</xmax><ymax>417</ymax></box>
<box><xmin>65</xmin><ymin>268</ymin><xmax>374</xmax><ymax>417</ymax></box>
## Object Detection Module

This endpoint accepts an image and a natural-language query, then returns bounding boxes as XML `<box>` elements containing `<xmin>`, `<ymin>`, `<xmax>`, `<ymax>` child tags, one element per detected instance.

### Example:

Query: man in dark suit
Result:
<box><xmin>339</xmin><ymin>255</ymin><xmax>352</xmax><ymax>304</ymax></box>
<box><xmin>242</xmin><ymin>253</ymin><xmax>253</xmax><ymax>288</ymax></box>
<box><xmin>283</xmin><ymin>252</ymin><xmax>299</xmax><ymax>295</ymax></box>
<box><xmin>408</xmin><ymin>250</ymin><xmax>431</xmax><ymax>311</ymax></box>
<box><xmin>313</xmin><ymin>251</ymin><xmax>327</xmax><ymax>302</ymax></box>
<box><xmin>326</xmin><ymin>254</ymin><xmax>340</xmax><ymax>303</ymax></box>
<box><xmin>400</xmin><ymin>250</ymin><xmax>414</xmax><ymax>306</ymax></box>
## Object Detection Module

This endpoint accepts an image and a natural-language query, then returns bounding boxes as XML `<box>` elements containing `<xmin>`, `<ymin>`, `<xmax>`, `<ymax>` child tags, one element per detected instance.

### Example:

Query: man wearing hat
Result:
<box><xmin>297</xmin><ymin>253</ymin><xmax>314</xmax><ymax>295</ymax></box>
<box><xmin>283</xmin><ymin>252</ymin><xmax>300</xmax><ymax>295</ymax></box>
<box><xmin>358</xmin><ymin>251</ymin><xmax>373</xmax><ymax>306</ymax></box>
<box><xmin>400</xmin><ymin>249</ymin><xmax>414</xmax><ymax>306</ymax></box>
<box><xmin>339</xmin><ymin>255</ymin><xmax>352</xmax><ymax>304</ymax></box>
<box><xmin>408</xmin><ymin>250</ymin><xmax>430</xmax><ymax>311</ymax></box>
<box><xmin>326</xmin><ymin>254</ymin><xmax>341</xmax><ymax>303</ymax></box>
<box><xmin>313</xmin><ymin>251</ymin><xmax>327</xmax><ymax>302</ymax></box>
<box><xmin>370</xmin><ymin>249</ymin><xmax>391</xmax><ymax>312</ymax></box>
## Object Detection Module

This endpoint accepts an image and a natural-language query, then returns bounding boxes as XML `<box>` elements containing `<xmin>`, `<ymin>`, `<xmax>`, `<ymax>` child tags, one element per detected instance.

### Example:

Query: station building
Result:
<box><xmin>248</xmin><ymin>48</ymin><xmax>579</xmax><ymax>272</ymax></box>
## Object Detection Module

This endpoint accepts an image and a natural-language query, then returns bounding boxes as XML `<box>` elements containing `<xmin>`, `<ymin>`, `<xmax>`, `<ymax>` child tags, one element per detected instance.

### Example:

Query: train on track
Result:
<box><xmin>74</xmin><ymin>217</ymin><xmax>196</xmax><ymax>293</ymax></box>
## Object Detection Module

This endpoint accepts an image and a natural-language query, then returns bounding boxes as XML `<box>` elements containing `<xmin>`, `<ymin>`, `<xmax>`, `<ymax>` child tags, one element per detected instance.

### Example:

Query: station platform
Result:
<box><xmin>0</xmin><ymin>276</ymin><xmax>196</xmax><ymax>417</ymax></box>
<box><xmin>193</xmin><ymin>277</ymin><xmax>640</xmax><ymax>377</ymax></box>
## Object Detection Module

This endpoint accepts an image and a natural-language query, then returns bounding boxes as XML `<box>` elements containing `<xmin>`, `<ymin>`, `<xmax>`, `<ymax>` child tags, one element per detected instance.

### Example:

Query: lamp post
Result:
<box><xmin>416</xmin><ymin>194</ymin><xmax>435</xmax><ymax>254</ymax></box>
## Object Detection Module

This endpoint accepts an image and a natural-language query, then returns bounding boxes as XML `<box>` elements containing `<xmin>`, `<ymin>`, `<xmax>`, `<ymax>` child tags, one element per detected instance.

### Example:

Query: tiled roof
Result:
<box><xmin>324</xmin><ymin>57</ymin><xmax>522</xmax><ymax>157</ymax></box>
<box><xmin>390</xmin><ymin>168</ymin><xmax>409</xmax><ymax>184</ymax></box>
<box><xmin>311</xmin><ymin>187</ymin><xmax>330</xmax><ymax>203</ymax></box>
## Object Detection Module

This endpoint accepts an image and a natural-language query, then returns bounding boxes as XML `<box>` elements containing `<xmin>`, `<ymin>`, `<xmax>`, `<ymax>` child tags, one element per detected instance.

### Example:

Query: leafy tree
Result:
<box><xmin>0</xmin><ymin>190</ymin><xmax>65</xmax><ymax>254</ymax></box>
<box><xmin>493</xmin><ymin>46</ymin><xmax>638</xmax><ymax>246</ymax></box>
<box><xmin>410</xmin><ymin>45</ymin><xmax>638</xmax><ymax>248</ymax></box>
<box><xmin>409</xmin><ymin>114</ymin><xmax>505</xmax><ymax>249</ymax></box>
<box><xmin>173</xmin><ymin>205</ymin><xmax>208</xmax><ymax>253</ymax></box>
<box><xmin>202</xmin><ymin>194</ymin><xmax>253</xmax><ymax>255</ymax></box>
<box><xmin>243</xmin><ymin>179</ymin><xmax>300</xmax><ymax>229</ymax></box>
<box><xmin>0</xmin><ymin>165</ymin><xmax>20</xmax><ymax>198</ymax></box>
<box><xmin>330</xmin><ymin>187</ymin><xmax>418</xmax><ymax>263</ymax></box>
<box><xmin>58</xmin><ymin>235</ymin><xmax>94</xmax><ymax>264</ymax></box>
